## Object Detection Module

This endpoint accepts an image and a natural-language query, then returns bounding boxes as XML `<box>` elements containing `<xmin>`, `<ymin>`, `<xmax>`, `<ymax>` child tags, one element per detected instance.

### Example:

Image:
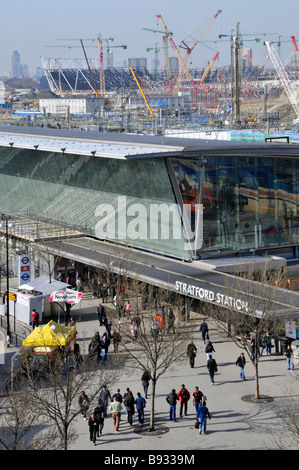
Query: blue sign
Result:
<box><xmin>21</xmin><ymin>273</ymin><xmax>30</xmax><ymax>281</ymax></box>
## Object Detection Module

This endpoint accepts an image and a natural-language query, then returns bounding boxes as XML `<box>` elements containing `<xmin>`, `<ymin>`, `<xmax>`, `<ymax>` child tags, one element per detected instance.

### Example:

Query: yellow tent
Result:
<box><xmin>22</xmin><ymin>320</ymin><xmax>77</xmax><ymax>348</ymax></box>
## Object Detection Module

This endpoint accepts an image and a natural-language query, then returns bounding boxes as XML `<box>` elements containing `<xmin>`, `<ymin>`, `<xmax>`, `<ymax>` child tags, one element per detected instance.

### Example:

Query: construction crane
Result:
<box><xmin>263</xmin><ymin>36</ymin><xmax>292</xmax><ymax>59</ymax></box>
<box><xmin>129</xmin><ymin>66</ymin><xmax>154</xmax><ymax>119</ymax></box>
<box><xmin>146</xmin><ymin>43</ymin><xmax>161</xmax><ymax>80</ymax></box>
<box><xmin>142</xmin><ymin>26</ymin><xmax>173</xmax><ymax>79</ymax></box>
<box><xmin>80</xmin><ymin>39</ymin><xmax>99</xmax><ymax>98</ymax></box>
<box><xmin>291</xmin><ymin>36</ymin><xmax>299</xmax><ymax>68</ymax></box>
<box><xmin>97</xmin><ymin>36</ymin><xmax>105</xmax><ymax>97</ymax></box>
<box><xmin>265</xmin><ymin>41</ymin><xmax>299</xmax><ymax>121</ymax></box>
<box><xmin>156</xmin><ymin>14</ymin><xmax>194</xmax><ymax>89</ymax></box>
<box><xmin>196</xmin><ymin>51</ymin><xmax>219</xmax><ymax>87</ymax></box>
<box><xmin>174</xmin><ymin>9</ymin><xmax>222</xmax><ymax>95</ymax></box>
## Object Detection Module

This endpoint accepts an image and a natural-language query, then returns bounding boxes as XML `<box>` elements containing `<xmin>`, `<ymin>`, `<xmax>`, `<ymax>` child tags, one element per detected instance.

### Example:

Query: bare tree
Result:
<box><xmin>201</xmin><ymin>265</ymin><xmax>290</xmax><ymax>400</ymax></box>
<box><xmin>272</xmin><ymin>380</ymin><xmax>299</xmax><ymax>449</ymax></box>
<box><xmin>20</xmin><ymin>341</ymin><xmax>125</xmax><ymax>450</ymax></box>
<box><xmin>118</xmin><ymin>284</ymin><xmax>193</xmax><ymax>431</ymax></box>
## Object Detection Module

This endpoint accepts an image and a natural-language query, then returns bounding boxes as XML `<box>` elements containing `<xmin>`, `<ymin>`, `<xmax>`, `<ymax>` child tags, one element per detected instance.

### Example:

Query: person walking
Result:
<box><xmin>109</xmin><ymin>396</ymin><xmax>123</xmax><ymax>431</ymax></box>
<box><xmin>196</xmin><ymin>402</ymin><xmax>211</xmax><ymax>435</ymax></box>
<box><xmin>97</xmin><ymin>303</ymin><xmax>106</xmax><ymax>326</ymax></box>
<box><xmin>98</xmin><ymin>385</ymin><xmax>111</xmax><ymax>417</ymax></box>
<box><xmin>166</xmin><ymin>307</ymin><xmax>175</xmax><ymax>333</ymax></box>
<box><xmin>236</xmin><ymin>352</ymin><xmax>246</xmax><ymax>380</ymax></box>
<box><xmin>199</xmin><ymin>320</ymin><xmax>208</xmax><ymax>343</ymax></box>
<box><xmin>263</xmin><ymin>330</ymin><xmax>272</xmax><ymax>355</ymax></box>
<box><xmin>123</xmin><ymin>390</ymin><xmax>136</xmax><ymax>425</ymax></box>
<box><xmin>193</xmin><ymin>386</ymin><xmax>205</xmax><ymax>413</ymax></box>
<box><xmin>31</xmin><ymin>309</ymin><xmax>39</xmax><ymax>330</ymax></box>
<box><xmin>177</xmin><ymin>384</ymin><xmax>190</xmax><ymax>417</ymax></box>
<box><xmin>79</xmin><ymin>391</ymin><xmax>90</xmax><ymax>420</ymax></box>
<box><xmin>111</xmin><ymin>330</ymin><xmax>122</xmax><ymax>353</ymax></box>
<box><xmin>136</xmin><ymin>392</ymin><xmax>146</xmax><ymax>425</ymax></box>
<box><xmin>94</xmin><ymin>401</ymin><xmax>105</xmax><ymax>436</ymax></box>
<box><xmin>166</xmin><ymin>388</ymin><xmax>179</xmax><ymax>422</ymax></box>
<box><xmin>205</xmin><ymin>340</ymin><xmax>215</xmax><ymax>360</ymax></box>
<box><xmin>207</xmin><ymin>354</ymin><xmax>218</xmax><ymax>385</ymax></box>
<box><xmin>112</xmin><ymin>388</ymin><xmax>123</xmax><ymax>403</ymax></box>
<box><xmin>141</xmin><ymin>370</ymin><xmax>150</xmax><ymax>399</ymax></box>
<box><xmin>187</xmin><ymin>340</ymin><xmax>197</xmax><ymax>368</ymax></box>
<box><xmin>286</xmin><ymin>344</ymin><xmax>294</xmax><ymax>370</ymax></box>
<box><xmin>88</xmin><ymin>413</ymin><xmax>99</xmax><ymax>445</ymax></box>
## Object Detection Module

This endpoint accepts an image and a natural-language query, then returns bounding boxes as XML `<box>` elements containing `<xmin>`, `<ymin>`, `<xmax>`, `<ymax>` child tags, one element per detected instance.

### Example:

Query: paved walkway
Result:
<box><xmin>1</xmin><ymin>291</ymin><xmax>297</xmax><ymax>451</ymax></box>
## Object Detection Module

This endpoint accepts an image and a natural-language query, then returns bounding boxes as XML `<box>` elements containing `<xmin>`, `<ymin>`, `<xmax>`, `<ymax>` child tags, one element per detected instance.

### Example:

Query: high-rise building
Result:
<box><xmin>128</xmin><ymin>58</ymin><xmax>147</xmax><ymax>70</ymax></box>
<box><xmin>11</xmin><ymin>50</ymin><xmax>29</xmax><ymax>78</ymax></box>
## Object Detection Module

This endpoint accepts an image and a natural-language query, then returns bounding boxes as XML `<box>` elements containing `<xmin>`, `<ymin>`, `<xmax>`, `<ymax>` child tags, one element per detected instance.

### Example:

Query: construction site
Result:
<box><xmin>2</xmin><ymin>11</ymin><xmax>299</xmax><ymax>137</ymax></box>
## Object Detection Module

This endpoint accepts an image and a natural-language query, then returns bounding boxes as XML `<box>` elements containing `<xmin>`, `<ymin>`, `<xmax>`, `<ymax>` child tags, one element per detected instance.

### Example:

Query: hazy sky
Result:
<box><xmin>1</xmin><ymin>0</ymin><xmax>298</xmax><ymax>76</ymax></box>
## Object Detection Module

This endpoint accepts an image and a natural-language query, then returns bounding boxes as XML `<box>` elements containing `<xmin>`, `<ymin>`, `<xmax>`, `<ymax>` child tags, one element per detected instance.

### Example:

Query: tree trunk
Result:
<box><xmin>149</xmin><ymin>379</ymin><xmax>157</xmax><ymax>431</ymax></box>
<box><xmin>254</xmin><ymin>358</ymin><xmax>260</xmax><ymax>400</ymax></box>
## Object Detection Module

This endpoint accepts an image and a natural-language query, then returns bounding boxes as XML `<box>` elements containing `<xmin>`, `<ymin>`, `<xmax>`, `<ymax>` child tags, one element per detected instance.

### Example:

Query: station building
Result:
<box><xmin>0</xmin><ymin>126</ymin><xmax>299</xmax><ymax>263</ymax></box>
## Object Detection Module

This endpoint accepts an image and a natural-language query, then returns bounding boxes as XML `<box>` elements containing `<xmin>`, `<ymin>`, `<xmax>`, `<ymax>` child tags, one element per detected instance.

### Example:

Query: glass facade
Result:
<box><xmin>172</xmin><ymin>156</ymin><xmax>299</xmax><ymax>255</ymax></box>
<box><xmin>0</xmin><ymin>144</ymin><xmax>299</xmax><ymax>260</ymax></box>
<box><xmin>0</xmin><ymin>146</ymin><xmax>189</xmax><ymax>259</ymax></box>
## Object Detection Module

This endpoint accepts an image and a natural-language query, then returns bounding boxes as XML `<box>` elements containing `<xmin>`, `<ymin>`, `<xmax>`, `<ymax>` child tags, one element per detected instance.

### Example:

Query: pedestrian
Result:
<box><xmin>196</xmin><ymin>402</ymin><xmax>211</xmax><ymax>435</ymax></box>
<box><xmin>97</xmin><ymin>303</ymin><xmax>106</xmax><ymax>326</ymax></box>
<box><xmin>94</xmin><ymin>401</ymin><xmax>105</xmax><ymax>436</ymax></box>
<box><xmin>111</xmin><ymin>330</ymin><xmax>122</xmax><ymax>353</ymax></box>
<box><xmin>166</xmin><ymin>306</ymin><xmax>175</xmax><ymax>333</ymax></box>
<box><xmin>263</xmin><ymin>330</ymin><xmax>272</xmax><ymax>355</ymax></box>
<box><xmin>125</xmin><ymin>300</ymin><xmax>132</xmax><ymax>316</ymax></box>
<box><xmin>207</xmin><ymin>354</ymin><xmax>218</xmax><ymax>385</ymax></box>
<box><xmin>98</xmin><ymin>385</ymin><xmax>111</xmax><ymax>416</ymax></box>
<box><xmin>112</xmin><ymin>388</ymin><xmax>123</xmax><ymax>403</ymax></box>
<box><xmin>286</xmin><ymin>344</ymin><xmax>294</xmax><ymax>370</ymax></box>
<box><xmin>100</xmin><ymin>335</ymin><xmax>109</xmax><ymax>361</ymax></box>
<box><xmin>70</xmin><ymin>316</ymin><xmax>76</xmax><ymax>327</ymax></box>
<box><xmin>141</xmin><ymin>369</ymin><xmax>150</xmax><ymax>399</ymax></box>
<box><xmin>129</xmin><ymin>321</ymin><xmax>138</xmax><ymax>340</ymax></box>
<box><xmin>235</xmin><ymin>352</ymin><xmax>246</xmax><ymax>380</ymax></box>
<box><xmin>205</xmin><ymin>340</ymin><xmax>215</xmax><ymax>359</ymax></box>
<box><xmin>166</xmin><ymin>388</ymin><xmax>179</xmax><ymax>422</ymax></box>
<box><xmin>193</xmin><ymin>386</ymin><xmax>205</xmax><ymax>413</ymax></box>
<box><xmin>177</xmin><ymin>384</ymin><xmax>190</xmax><ymax>417</ymax></box>
<box><xmin>136</xmin><ymin>392</ymin><xmax>146</xmax><ymax>425</ymax></box>
<box><xmin>31</xmin><ymin>308</ymin><xmax>40</xmax><ymax>329</ymax></box>
<box><xmin>187</xmin><ymin>340</ymin><xmax>197</xmax><ymax>368</ymax></box>
<box><xmin>79</xmin><ymin>391</ymin><xmax>90</xmax><ymax>420</ymax></box>
<box><xmin>123</xmin><ymin>390</ymin><xmax>135</xmax><ymax>425</ymax></box>
<box><xmin>199</xmin><ymin>320</ymin><xmax>209</xmax><ymax>343</ymax></box>
<box><xmin>88</xmin><ymin>413</ymin><xmax>99</xmax><ymax>445</ymax></box>
<box><xmin>109</xmin><ymin>396</ymin><xmax>123</xmax><ymax>431</ymax></box>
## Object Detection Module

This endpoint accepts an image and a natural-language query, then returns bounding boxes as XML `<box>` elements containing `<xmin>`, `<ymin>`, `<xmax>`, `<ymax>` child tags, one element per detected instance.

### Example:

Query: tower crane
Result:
<box><xmin>142</xmin><ymin>26</ymin><xmax>173</xmax><ymax>78</ymax></box>
<box><xmin>265</xmin><ymin>41</ymin><xmax>299</xmax><ymax>121</ymax></box>
<box><xmin>175</xmin><ymin>10</ymin><xmax>222</xmax><ymax>94</ymax></box>
<box><xmin>155</xmin><ymin>14</ymin><xmax>194</xmax><ymax>89</ymax></box>
<box><xmin>146</xmin><ymin>43</ymin><xmax>161</xmax><ymax>80</ymax></box>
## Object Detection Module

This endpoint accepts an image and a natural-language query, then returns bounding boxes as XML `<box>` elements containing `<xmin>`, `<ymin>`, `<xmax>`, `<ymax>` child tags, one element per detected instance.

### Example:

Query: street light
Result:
<box><xmin>0</xmin><ymin>215</ymin><xmax>15</xmax><ymax>343</ymax></box>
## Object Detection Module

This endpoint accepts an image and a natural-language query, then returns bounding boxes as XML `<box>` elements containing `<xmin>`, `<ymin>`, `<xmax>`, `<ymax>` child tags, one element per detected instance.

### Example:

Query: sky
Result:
<box><xmin>0</xmin><ymin>0</ymin><xmax>299</xmax><ymax>76</ymax></box>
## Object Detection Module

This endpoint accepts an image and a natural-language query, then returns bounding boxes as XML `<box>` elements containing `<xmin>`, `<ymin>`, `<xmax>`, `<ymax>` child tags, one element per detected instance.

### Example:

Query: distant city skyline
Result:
<box><xmin>1</xmin><ymin>0</ymin><xmax>299</xmax><ymax>77</ymax></box>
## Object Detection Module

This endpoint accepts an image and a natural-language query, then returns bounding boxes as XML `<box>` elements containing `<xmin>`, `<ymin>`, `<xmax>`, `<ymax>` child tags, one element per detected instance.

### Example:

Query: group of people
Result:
<box><xmin>80</xmin><ymin>384</ymin><xmax>148</xmax><ymax>445</ymax></box>
<box><xmin>166</xmin><ymin>384</ymin><xmax>211</xmax><ymax>434</ymax></box>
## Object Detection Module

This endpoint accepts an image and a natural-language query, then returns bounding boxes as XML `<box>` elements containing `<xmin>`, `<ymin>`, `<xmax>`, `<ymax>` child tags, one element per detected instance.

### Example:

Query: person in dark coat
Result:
<box><xmin>205</xmin><ymin>340</ymin><xmax>215</xmax><ymax>359</ymax></box>
<box><xmin>88</xmin><ymin>413</ymin><xmax>99</xmax><ymax>445</ymax></box>
<box><xmin>166</xmin><ymin>388</ymin><xmax>179</xmax><ymax>422</ymax></box>
<box><xmin>93</xmin><ymin>401</ymin><xmax>105</xmax><ymax>436</ymax></box>
<box><xmin>187</xmin><ymin>340</ymin><xmax>197</xmax><ymax>368</ymax></box>
<box><xmin>236</xmin><ymin>352</ymin><xmax>246</xmax><ymax>380</ymax></box>
<box><xmin>141</xmin><ymin>370</ymin><xmax>150</xmax><ymax>399</ymax></box>
<box><xmin>207</xmin><ymin>354</ymin><xmax>218</xmax><ymax>385</ymax></box>
<box><xmin>123</xmin><ymin>390</ymin><xmax>135</xmax><ymax>425</ymax></box>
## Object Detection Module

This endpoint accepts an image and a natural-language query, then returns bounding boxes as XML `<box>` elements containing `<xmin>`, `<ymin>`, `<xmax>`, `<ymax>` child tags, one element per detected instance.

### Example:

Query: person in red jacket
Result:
<box><xmin>177</xmin><ymin>384</ymin><xmax>190</xmax><ymax>417</ymax></box>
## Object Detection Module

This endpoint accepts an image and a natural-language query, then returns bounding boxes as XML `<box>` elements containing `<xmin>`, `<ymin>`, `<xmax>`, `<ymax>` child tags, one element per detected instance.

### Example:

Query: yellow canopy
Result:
<box><xmin>22</xmin><ymin>320</ymin><xmax>77</xmax><ymax>348</ymax></box>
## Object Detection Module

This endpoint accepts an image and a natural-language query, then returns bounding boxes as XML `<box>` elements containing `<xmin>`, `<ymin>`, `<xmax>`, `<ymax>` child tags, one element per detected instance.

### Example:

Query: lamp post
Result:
<box><xmin>0</xmin><ymin>215</ymin><xmax>14</xmax><ymax>343</ymax></box>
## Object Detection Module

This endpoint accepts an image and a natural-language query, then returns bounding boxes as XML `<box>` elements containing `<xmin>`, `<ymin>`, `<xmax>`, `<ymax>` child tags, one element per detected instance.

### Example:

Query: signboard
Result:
<box><xmin>175</xmin><ymin>280</ymin><xmax>249</xmax><ymax>312</ymax></box>
<box><xmin>19</xmin><ymin>255</ymin><xmax>31</xmax><ymax>285</ymax></box>
<box><xmin>49</xmin><ymin>290</ymin><xmax>83</xmax><ymax>305</ymax></box>
<box><xmin>285</xmin><ymin>321</ymin><xmax>297</xmax><ymax>339</ymax></box>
